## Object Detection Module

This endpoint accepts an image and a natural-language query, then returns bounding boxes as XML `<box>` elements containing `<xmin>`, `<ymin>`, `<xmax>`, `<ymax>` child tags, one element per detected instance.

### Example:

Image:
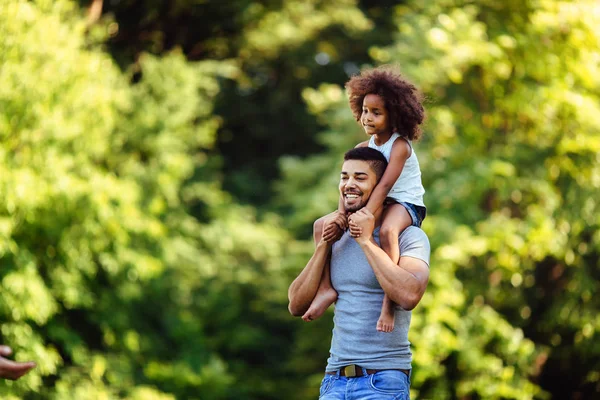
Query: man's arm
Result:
<box><xmin>288</xmin><ymin>211</ymin><xmax>345</xmax><ymax>316</ymax></box>
<box><xmin>0</xmin><ymin>345</ymin><xmax>36</xmax><ymax>380</ymax></box>
<box><xmin>350</xmin><ymin>208</ymin><xmax>429</xmax><ymax>310</ymax></box>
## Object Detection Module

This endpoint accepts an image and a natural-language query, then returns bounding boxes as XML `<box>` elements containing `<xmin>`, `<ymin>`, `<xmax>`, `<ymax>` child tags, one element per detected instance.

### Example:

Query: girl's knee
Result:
<box><xmin>313</xmin><ymin>217</ymin><xmax>325</xmax><ymax>238</ymax></box>
<box><xmin>380</xmin><ymin>223</ymin><xmax>399</xmax><ymax>244</ymax></box>
<box><xmin>314</xmin><ymin>216</ymin><xmax>326</xmax><ymax>233</ymax></box>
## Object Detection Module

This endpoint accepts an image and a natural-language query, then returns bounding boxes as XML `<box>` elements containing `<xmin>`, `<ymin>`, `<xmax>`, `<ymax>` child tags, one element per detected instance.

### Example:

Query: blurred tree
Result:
<box><xmin>278</xmin><ymin>0</ymin><xmax>600</xmax><ymax>398</ymax></box>
<box><xmin>80</xmin><ymin>0</ymin><xmax>404</xmax><ymax>206</ymax></box>
<box><xmin>0</xmin><ymin>1</ymin><xmax>297</xmax><ymax>399</ymax></box>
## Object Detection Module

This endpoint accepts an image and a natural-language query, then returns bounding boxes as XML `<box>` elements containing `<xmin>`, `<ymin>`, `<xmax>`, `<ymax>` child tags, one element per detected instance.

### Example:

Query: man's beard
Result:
<box><xmin>344</xmin><ymin>200</ymin><xmax>365</xmax><ymax>213</ymax></box>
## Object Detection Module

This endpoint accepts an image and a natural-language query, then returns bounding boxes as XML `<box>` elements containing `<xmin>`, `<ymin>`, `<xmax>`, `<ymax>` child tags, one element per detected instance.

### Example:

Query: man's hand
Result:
<box><xmin>322</xmin><ymin>211</ymin><xmax>347</xmax><ymax>243</ymax></box>
<box><xmin>348</xmin><ymin>208</ymin><xmax>375</xmax><ymax>244</ymax></box>
<box><xmin>0</xmin><ymin>345</ymin><xmax>36</xmax><ymax>380</ymax></box>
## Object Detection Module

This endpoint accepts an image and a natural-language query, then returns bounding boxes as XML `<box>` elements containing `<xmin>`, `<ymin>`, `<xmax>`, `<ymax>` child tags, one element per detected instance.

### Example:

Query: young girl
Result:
<box><xmin>303</xmin><ymin>66</ymin><xmax>426</xmax><ymax>333</ymax></box>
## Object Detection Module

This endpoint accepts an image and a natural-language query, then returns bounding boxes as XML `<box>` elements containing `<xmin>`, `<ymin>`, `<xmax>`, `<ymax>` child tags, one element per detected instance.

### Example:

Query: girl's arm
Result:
<box><xmin>364</xmin><ymin>138</ymin><xmax>411</xmax><ymax>214</ymax></box>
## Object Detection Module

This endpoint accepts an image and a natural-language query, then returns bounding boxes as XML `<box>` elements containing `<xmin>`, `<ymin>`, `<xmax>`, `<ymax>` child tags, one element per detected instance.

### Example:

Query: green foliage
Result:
<box><xmin>89</xmin><ymin>0</ymin><xmax>392</xmax><ymax>206</ymax></box>
<box><xmin>1</xmin><ymin>1</ymin><xmax>294</xmax><ymax>398</ymax></box>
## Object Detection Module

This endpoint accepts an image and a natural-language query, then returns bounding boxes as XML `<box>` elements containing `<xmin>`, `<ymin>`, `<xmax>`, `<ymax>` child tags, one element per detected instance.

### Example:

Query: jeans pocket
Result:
<box><xmin>319</xmin><ymin>374</ymin><xmax>336</xmax><ymax>398</ymax></box>
<box><xmin>369</xmin><ymin>370</ymin><xmax>409</xmax><ymax>398</ymax></box>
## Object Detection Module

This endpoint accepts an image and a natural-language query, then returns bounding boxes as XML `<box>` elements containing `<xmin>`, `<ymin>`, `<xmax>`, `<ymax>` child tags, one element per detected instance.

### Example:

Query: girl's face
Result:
<box><xmin>361</xmin><ymin>94</ymin><xmax>391</xmax><ymax>137</ymax></box>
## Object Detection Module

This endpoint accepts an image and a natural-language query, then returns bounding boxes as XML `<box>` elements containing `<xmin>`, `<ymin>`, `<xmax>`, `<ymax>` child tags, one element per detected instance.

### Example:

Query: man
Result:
<box><xmin>288</xmin><ymin>147</ymin><xmax>430</xmax><ymax>399</ymax></box>
<box><xmin>0</xmin><ymin>344</ymin><xmax>36</xmax><ymax>380</ymax></box>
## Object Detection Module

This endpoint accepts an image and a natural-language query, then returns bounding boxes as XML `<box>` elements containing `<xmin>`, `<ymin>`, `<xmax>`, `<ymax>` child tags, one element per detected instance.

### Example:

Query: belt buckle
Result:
<box><xmin>343</xmin><ymin>365</ymin><xmax>357</xmax><ymax>377</ymax></box>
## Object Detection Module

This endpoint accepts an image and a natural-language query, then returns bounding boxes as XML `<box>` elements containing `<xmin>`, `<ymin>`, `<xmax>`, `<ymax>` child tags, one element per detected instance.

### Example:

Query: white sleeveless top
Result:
<box><xmin>368</xmin><ymin>132</ymin><xmax>425</xmax><ymax>206</ymax></box>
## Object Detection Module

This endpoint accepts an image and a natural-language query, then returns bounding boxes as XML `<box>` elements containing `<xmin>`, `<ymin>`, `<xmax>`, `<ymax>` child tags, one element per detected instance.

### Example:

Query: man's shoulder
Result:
<box><xmin>399</xmin><ymin>226</ymin><xmax>430</xmax><ymax>265</ymax></box>
<box><xmin>400</xmin><ymin>226</ymin><xmax>428</xmax><ymax>240</ymax></box>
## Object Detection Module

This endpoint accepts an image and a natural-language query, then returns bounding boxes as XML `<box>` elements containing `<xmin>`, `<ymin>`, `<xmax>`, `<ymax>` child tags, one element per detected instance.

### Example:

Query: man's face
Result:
<box><xmin>339</xmin><ymin>159</ymin><xmax>378</xmax><ymax>213</ymax></box>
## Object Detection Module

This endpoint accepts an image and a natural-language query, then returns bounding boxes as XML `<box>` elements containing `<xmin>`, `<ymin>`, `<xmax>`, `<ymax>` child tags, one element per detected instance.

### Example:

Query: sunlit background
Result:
<box><xmin>1</xmin><ymin>0</ymin><xmax>599</xmax><ymax>399</ymax></box>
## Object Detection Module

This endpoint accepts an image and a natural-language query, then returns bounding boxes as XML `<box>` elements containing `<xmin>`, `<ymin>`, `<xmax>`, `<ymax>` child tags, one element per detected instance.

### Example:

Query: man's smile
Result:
<box><xmin>344</xmin><ymin>191</ymin><xmax>361</xmax><ymax>200</ymax></box>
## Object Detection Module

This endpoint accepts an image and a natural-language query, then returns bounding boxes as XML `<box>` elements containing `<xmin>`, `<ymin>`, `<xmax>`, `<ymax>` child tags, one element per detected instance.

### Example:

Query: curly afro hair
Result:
<box><xmin>345</xmin><ymin>66</ymin><xmax>425</xmax><ymax>141</ymax></box>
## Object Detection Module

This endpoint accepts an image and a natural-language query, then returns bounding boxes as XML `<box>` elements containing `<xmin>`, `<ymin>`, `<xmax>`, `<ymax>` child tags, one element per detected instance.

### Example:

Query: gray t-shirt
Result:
<box><xmin>325</xmin><ymin>226</ymin><xmax>430</xmax><ymax>372</ymax></box>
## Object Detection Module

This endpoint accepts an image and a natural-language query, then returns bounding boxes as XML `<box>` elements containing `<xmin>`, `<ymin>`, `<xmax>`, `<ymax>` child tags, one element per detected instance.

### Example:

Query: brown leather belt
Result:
<box><xmin>326</xmin><ymin>365</ymin><xmax>410</xmax><ymax>378</ymax></box>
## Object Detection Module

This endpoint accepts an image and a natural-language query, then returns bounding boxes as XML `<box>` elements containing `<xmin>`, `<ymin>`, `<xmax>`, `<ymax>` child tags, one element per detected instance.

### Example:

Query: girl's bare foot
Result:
<box><xmin>377</xmin><ymin>295</ymin><xmax>396</xmax><ymax>332</ymax></box>
<box><xmin>302</xmin><ymin>287</ymin><xmax>338</xmax><ymax>322</ymax></box>
<box><xmin>376</xmin><ymin>311</ymin><xmax>395</xmax><ymax>333</ymax></box>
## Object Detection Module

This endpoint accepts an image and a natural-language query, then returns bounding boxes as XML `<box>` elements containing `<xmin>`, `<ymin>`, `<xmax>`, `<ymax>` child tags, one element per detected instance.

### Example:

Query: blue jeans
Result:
<box><xmin>319</xmin><ymin>369</ymin><xmax>411</xmax><ymax>399</ymax></box>
<box><xmin>399</xmin><ymin>202</ymin><xmax>426</xmax><ymax>228</ymax></box>
<box><xmin>384</xmin><ymin>199</ymin><xmax>426</xmax><ymax>228</ymax></box>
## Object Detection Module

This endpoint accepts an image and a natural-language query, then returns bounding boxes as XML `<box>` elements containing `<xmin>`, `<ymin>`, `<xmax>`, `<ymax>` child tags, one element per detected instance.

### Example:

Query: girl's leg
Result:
<box><xmin>302</xmin><ymin>260</ymin><xmax>337</xmax><ymax>322</ymax></box>
<box><xmin>302</xmin><ymin>216</ymin><xmax>338</xmax><ymax>322</ymax></box>
<box><xmin>377</xmin><ymin>203</ymin><xmax>413</xmax><ymax>332</ymax></box>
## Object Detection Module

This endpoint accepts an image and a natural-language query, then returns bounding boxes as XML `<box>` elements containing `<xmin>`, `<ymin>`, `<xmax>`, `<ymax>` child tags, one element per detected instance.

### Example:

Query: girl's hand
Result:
<box><xmin>322</xmin><ymin>211</ymin><xmax>347</xmax><ymax>243</ymax></box>
<box><xmin>347</xmin><ymin>211</ymin><xmax>363</xmax><ymax>238</ymax></box>
<box><xmin>348</xmin><ymin>207</ymin><xmax>375</xmax><ymax>243</ymax></box>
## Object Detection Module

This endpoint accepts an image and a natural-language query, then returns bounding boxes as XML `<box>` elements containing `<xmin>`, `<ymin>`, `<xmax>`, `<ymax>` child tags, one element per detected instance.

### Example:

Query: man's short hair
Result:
<box><xmin>343</xmin><ymin>147</ymin><xmax>388</xmax><ymax>181</ymax></box>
